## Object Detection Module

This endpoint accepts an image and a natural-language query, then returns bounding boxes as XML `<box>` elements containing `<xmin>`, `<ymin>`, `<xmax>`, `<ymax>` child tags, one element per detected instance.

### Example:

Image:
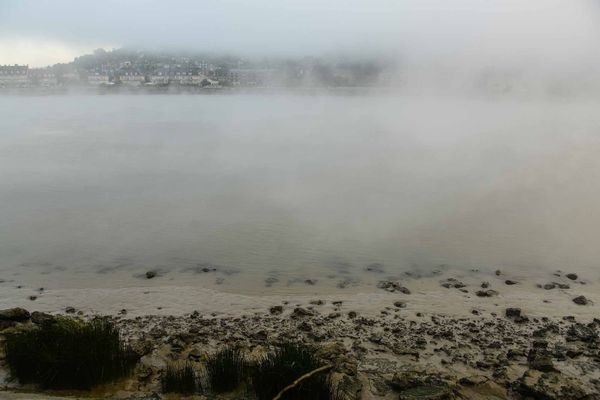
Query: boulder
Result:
<box><xmin>572</xmin><ymin>296</ymin><xmax>589</xmax><ymax>305</ymax></box>
<box><xmin>0</xmin><ymin>307</ymin><xmax>30</xmax><ymax>321</ymax></box>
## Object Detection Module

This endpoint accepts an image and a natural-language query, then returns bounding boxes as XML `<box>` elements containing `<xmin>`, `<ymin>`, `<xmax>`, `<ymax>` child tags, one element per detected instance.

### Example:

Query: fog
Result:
<box><xmin>2</xmin><ymin>0</ymin><xmax>600</xmax><ymax>73</ymax></box>
<box><xmin>1</xmin><ymin>1</ymin><xmax>600</xmax><ymax>292</ymax></box>
<box><xmin>1</xmin><ymin>94</ymin><xmax>599</xmax><ymax>292</ymax></box>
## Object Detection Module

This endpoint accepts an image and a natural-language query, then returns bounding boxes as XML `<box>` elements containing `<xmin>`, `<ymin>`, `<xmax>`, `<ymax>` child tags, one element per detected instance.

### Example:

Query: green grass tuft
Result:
<box><xmin>161</xmin><ymin>361</ymin><xmax>199</xmax><ymax>394</ymax></box>
<box><xmin>4</xmin><ymin>316</ymin><xmax>137</xmax><ymax>390</ymax></box>
<box><xmin>205</xmin><ymin>346</ymin><xmax>244</xmax><ymax>393</ymax></box>
<box><xmin>252</xmin><ymin>342</ymin><xmax>332</xmax><ymax>400</ymax></box>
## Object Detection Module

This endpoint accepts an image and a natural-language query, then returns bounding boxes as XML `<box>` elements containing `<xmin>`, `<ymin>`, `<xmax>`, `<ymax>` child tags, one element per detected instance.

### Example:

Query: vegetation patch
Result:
<box><xmin>4</xmin><ymin>316</ymin><xmax>137</xmax><ymax>390</ymax></box>
<box><xmin>205</xmin><ymin>346</ymin><xmax>244</xmax><ymax>393</ymax></box>
<box><xmin>161</xmin><ymin>361</ymin><xmax>199</xmax><ymax>394</ymax></box>
<box><xmin>252</xmin><ymin>342</ymin><xmax>333</xmax><ymax>400</ymax></box>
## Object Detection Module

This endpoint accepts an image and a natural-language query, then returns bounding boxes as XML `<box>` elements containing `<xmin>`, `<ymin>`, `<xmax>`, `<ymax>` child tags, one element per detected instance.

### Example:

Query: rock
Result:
<box><xmin>573</xmin><ymin>295</ymin><xmax>589</xmax><ymax>305</ymax></box>
<box><xmin>515</xmin><ymin>369</ymin><xmax>589</xmax><ymax>400</ymax></box>
<box><xmin>377</xmin><ymin>280</ymin><xmax>411</xmax><ymax>294</ymax></box>
<box><xmin>566</xmin><ymin>273</ymin><xmax>578</xmax><ymax>280</ymax></box>
<box><xmin>476</xmin><ymin>289</ymin><xmax>498</xmax><ymax>297</ymax></box>
<box><xmin>265</xmin><ymin>277</ymin><xmax>279</xmax><ymax>287</ymax></box>
<box><xmin>309</xmin><ymin>299</ymin><xmax>324</xmax><ymax>306</ymax></box>
<box><xmin>145</xmin><ymin>271</ymin><xmax>157</xmax><ymax>279</ymax></box>
<box><xmin>65</xmin><ymin>306</ymin><xmax>76</xmax><ymax>314</ymax></box>
<box><xmin>398</xmin><ymin>386</ymin><xmax>452</xmax><ymax>400</ymax></box>
<box><xmin>543</xmin><ymin>283</ymin><xmax>556</xmax><ymax>290</ymax></box>
<box><xmin>505</xmin><ymin>308</ymin><xmax>521</xmax><ymax>318</ymax></box>
<box><xmin>566</xmin><ymin>323</ymin><xmax>598</xmax><ymax>343</ymax></box>
<box><xmin>480</xmin><ymin>282</ymin><xmax>490</xmax><ymax>288</ymax></box>
<box><xmin>31</xmin><ymin>311</ymin><xmax>54</xmax><ymax>325</ymax></box>
<box><xmin>555</xmin><ymin>282</ymin><xmax>570</xmax><ymax>289</ymax></box>
<box><xmin>504</xmin><ymin>280</ymin><xmax>518</xmax><ymax>285</ymax></box>
<box><xmin>348</xmin><ymin>311</ymin><xmax>357</xmax><ymax>319</ymax></box>
<box><xmin>366</xmin><ymin>263</ymin><xmax>385</xmax><ymax>273</ymax></box>
<box><xmin>0</xmin><ymin>307</ymin><xmax>30</xmax><ymax>321</ymax></box>
<box><xmin>28</xmin><ymin>295</ymin><xmax>37</xmax><ymax>301</ymax></box>
<box><xmin>269</xmin><ymin>305</ymin><xmax>283</xmax><ymax>315</ymax></box>
<box><xmin>304</xmin><ymin>279</ymin><xmax>317</xmax><ymax>285</ymax></box>
<box><xmin>394</xmin><ymin>301</ymin><xmax>407</xmax><ymax>308</ymax></box>
<box><xmin>495</xmin><ymin>270</ymin><xmax>502</xmax><ymax>276</ymax></box>
<box><xmin>528</xmin><ymin>342</ymin><xmax>554</xmax><ymax>372</ymax></box>
<box><xmin>291</xmin><ymin>307</ymin><xmax>313</xmax><ymax>319</ymax></box>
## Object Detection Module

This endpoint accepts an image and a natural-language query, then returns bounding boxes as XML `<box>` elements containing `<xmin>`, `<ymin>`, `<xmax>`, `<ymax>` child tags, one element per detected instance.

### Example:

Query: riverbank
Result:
<box><xmin>0</xmin><ymin>269</ymin><xmax>598</xmax><ymax>399</ymax></box>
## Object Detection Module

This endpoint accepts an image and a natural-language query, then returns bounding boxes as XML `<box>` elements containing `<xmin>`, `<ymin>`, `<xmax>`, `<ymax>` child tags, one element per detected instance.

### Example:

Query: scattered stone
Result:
<box><xmin>505</xmin><ymin>308</ymin><xmax>521</xmax><ymax>319</ymax></box>
<box><xmin>504</xmin><ymin>280</ymin><xmax>518</xmax><ymax>285</ymax></box>
<box><xmin>377</xmin><ymin>280</ymin><xmax>411</xmax><ymax>294</ymax></box>
<box><xmin>566</xmin><ymin>323</ymin><xmax>598</xmax><ymax>343</ymax></box>
<box><xmin>365</xmin><ymin>263</ymin><xmax>385</xmax><ymax>273</ymax></box>
<box><xmin>476</xmin><ymin>289</ymin><xmax>498</xmax><ymax>297</ymax></box>
<box><xmin>265</xmin><ymin>277</ymin><xmax>279</xmax><ymax>287</ymax></box>
<box><xmin>291</xmin><ymin>307</ymin><xmax>313</xmax><ymax>319</ymax></box>
<box><xmin>0</xmin><ymin>307</ymin><xmax>30</xmax><ymax>321</ymax></box>
<box><xmin>480</xmin><ymin>281</ymin><xmax>490</xmax><ymax>288</ymax></box>
<box><xmin>145</xmin><ymin>271</ymin><xmax>156</xmax><ymax>279</ymax></box>
<box><xmin>572</xmin><ymin>295</ymin><xmax>589</xmax><ymax>305</ymax></box>
<box><xmin>304</xmin><ymin>279</ymin><xmax>317</xmax><ymax>285</ymax></box>
<box><xmin>65</xmin><ymin>306</ymin><xmax>76</xmax><ymax>314</ymax></box>
<box><xmin>347</xmin><ymin>311</ymin><xmax>357</xmax><ymax>319</ymax></box>
<box><xmin>269</xmin><ymin>305</ymin><xmax>283</xmax><ymax>315</ymax></box>
<box><xmin>28</xmin><ymin>295</ymin><xmax>37</xmax><ymax>301</ymax></box>
<box><xmin>543</xmin><ymin>283</ymin><xmax>556</xmax><ymax>290</ymax></box>
<box><xmin>566</xmin><ymin>273</ymin><xmax>578</xmax><ymax>280</ymax></box>
<box><xmin>495</xmin><ymin>269</ymin><xmax>502</xmax><ymax>276</ymax></box>
<box><xmin>394</xmin><ymin>301</ymin><xmax>407</xmax><ymax>308</ymax></box>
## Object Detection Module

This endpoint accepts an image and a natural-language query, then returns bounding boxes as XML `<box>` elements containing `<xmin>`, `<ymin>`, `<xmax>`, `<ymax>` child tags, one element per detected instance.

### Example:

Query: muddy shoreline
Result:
<box><xmin>1</xmin><ymin>269</ymin><xmax>599</xmax><ymax>399</ymax></box>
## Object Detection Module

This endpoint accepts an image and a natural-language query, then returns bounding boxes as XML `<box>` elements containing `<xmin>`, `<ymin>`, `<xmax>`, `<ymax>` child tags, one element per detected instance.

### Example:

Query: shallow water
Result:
<box><xmin>1</xmin><ymin>94</ymin><xmax>599</xmax><ymax>292</ymax></box>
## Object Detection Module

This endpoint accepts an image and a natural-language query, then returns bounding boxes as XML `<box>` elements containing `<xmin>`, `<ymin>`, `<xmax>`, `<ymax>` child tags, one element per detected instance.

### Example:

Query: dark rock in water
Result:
<box><xmin>264</xmin><ymin>277</ymin><xmax>279</xmax><ymax>287</ymax></box>
<box><xmin>269</xmin><ymin>305</ymin><xmax>283</xmax><ymax>315</ymax></box>
<box><xmin>505</xmin><ymin>308</ymin><xmax>521</xmax><ymax>318</ymax></box>
<box><xmin>0</xmin><ymin>307</ymin><xmax>30</xmax><ymax>321</ymax></box>
<box><xmin>476</xmin><ymin>289</ymin><xmax>498</xmax><ymax>297</ymax></box>
<box><xmin>505</xmin><ymin>280</ymin><xmax>518</xmax><ymax>285</ymax></box>
<box><xmin>572</xmin><ymin>295</ymin><xmax>589</xmax><ymax>305</ymax></box>
<box><xmin>555</xmin><ymin>282</ymin><xmax>570</xmax><ymax>289</ymax></box>
<box><xmin>28</xmin><ymin>295</ymin><xmax>37</xmax><ymax>301</ymax></box>
<box><xmin>304</xmin><ymin>279</ymin><xmax>317</xmax><ymax>285</ymax></box>
<box><xmin>309</xmin><ymin>299</ymin><xmax>324</xmax><ymax>305</ymax></box>
<box><xmin>394</xmin><ymin>301</ymin><xmax>407</xmax><ymax>308</ymax></box>
<box><xmin>566</xmin><ymin>273</ymin><xmax>578</xmax><ymax>280</ymax></box>
<box><xmin>31</xmin><ymin>311</ymin><xmax>54</xmax><ymax>325</ymax></box>
<box><xmin>365</xmin><ymin>263</ymin><xmax>385</xmax><ymax>273</ymax></box>
<box><xmin>348</xmin><ymin>311</ymin><xmax>357</xmax><ymax>319</ymax></box>
<box><xmin>495</xmin><ymin>269</ymin><xmax>502</xmax><ymax>276</ymax></box>
<box><xmin>543</xmin><ymin>283</ymin><xmax>556</xmax><ymax>290</ymax></box>
<box><xmin>480</xmin><ymin>282</ymin><xmax>490</xmax><ymax>288</ymax></box>
<box><xmin>145</xmin><ymin>271</ymin><xmax>157</xmax><ymax>279</ymax></box>
<box><xmin>65</xmin><ymin>306</ymin><xmax>76</xmax><ymax>314</ymax></box>
<box><xmin>377</xmin><ymin>280</ymin><xmax>411</xmax><ymax>294</ymax></box>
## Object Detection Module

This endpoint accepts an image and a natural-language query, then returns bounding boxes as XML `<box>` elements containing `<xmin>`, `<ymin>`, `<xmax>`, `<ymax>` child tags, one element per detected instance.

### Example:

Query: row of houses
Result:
<box><xmin>0</xmin><ymin>64</ymin><xmax>219</xmax><ymax>88</ymax></box>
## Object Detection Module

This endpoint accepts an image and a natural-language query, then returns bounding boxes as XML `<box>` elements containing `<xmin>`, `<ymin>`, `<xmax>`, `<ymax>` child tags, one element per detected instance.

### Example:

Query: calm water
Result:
<box><xmin>1</xmin><ymin>94</ymin><xmax>599</xmax><ymax>291</ymax></box>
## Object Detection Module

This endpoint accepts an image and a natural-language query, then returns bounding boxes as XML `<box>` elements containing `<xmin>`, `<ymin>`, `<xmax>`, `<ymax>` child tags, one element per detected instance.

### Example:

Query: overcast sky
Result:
<box><xmin>1</xmin><ymin>0</ymin><xmax>599</xmax><ymax>68</ymax></box>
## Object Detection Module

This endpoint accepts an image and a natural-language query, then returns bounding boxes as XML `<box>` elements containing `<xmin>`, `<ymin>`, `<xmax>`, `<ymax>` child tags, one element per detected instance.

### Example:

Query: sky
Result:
<box><xmin>0</xmin><ymin>0</ymin><xmax>599</xmax><ymax>68</ymax></box>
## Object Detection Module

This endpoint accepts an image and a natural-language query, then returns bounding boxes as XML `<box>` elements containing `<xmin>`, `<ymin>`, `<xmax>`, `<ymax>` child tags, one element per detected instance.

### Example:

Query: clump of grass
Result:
<box><xmin>252</xmin><ymin>342</ymin><xmax>332</xmax><ymax>400</ymax></box>
<box><xmin>4</xmin><ymin>316</ymin><xmax>137</xmax><ymax>390</ymax></box>
<box><xmin>161</xmin><ymin>361</ymin><xmax>199</xmax><ymax>394</ymax></box>
<box><xmin>206</xmin><ymin>346</ymin><xmax>244</xmax><ymax>393</ymax></box>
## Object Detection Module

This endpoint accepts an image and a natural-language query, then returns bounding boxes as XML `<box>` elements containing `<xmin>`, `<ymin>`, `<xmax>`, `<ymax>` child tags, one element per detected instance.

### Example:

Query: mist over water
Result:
<box><xmin>1</xmin><ymin>93</ymin><xmax>599</xmax><ymax>291</ymax></box>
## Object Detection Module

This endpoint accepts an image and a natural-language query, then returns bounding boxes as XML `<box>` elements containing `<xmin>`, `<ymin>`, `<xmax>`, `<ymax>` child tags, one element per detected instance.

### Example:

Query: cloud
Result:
<box><xmin>0</xmin><ymin>0</ymin><xmax>599</xmax><ymax>68</ymax></box>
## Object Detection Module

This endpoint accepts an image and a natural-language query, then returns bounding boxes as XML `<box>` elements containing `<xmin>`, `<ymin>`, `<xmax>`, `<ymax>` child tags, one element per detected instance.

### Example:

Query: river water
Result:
<box><xmin>1</xmin><ymin>94</ymin><xmax>599</xmax><ymax>293</ymax></box>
